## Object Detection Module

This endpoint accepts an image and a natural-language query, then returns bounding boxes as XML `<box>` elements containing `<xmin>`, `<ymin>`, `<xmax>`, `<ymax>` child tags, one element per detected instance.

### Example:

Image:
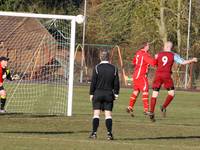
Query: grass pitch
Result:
<box><xmin>0</xmin><ymin>87</ymin><xmax>200</xmax><ymax>150</ymax></box>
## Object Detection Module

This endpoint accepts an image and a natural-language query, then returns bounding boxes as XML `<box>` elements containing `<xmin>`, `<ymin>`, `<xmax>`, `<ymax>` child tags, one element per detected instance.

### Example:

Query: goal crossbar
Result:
<box><xmin>0</xmin><ymin>11</ymin><xmax>75</xmax><ymax>20</ymax></box>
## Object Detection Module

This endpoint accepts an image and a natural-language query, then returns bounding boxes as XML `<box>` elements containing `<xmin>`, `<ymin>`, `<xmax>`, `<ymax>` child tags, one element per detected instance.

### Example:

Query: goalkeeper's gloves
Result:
<box><xmin>2</xmin><ymin>73</ymin><xmax>6</xmax><ymax>80</ymax></box>
<box><xmin>5</xmin><ymin>69</ymin><xmax>20</xmax><ymax>81</ymax></box>
<box><xmin>12</xmin><ymin>74</ymin><xmax>20</xmax><ymax>80</ymax></box>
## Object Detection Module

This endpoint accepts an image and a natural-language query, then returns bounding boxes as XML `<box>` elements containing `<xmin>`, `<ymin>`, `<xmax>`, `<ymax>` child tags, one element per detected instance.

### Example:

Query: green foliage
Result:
<box><xmin>1</xmin><ymin>0</ymin><xmax>200</xmax><ymax>59</ymax></box>
<box><xmin>86</xmin><ymin>0</ymin><xmax>200</xmax><ymax>57</ymax></box>
<box><xmin>98</xmin><ymin>0</ymin><xmax>135</xmax><ymax>44</ymax></box>
<box><xmin>0</xmin><ymin>0</ymin><xmax>80</xmax><ymax>15</ymax></box>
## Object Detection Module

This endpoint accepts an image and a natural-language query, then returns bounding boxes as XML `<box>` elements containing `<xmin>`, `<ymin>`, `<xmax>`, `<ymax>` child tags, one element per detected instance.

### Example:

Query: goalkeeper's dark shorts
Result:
<box><xmin>92</xmin><ymin>90</ymin><xmax>114</xmax><ymax>111</ymax></box>
<box><xmin>0</xmin><ymin>86</ymin><xmax>4</xmax><ymax>91</ymax></box>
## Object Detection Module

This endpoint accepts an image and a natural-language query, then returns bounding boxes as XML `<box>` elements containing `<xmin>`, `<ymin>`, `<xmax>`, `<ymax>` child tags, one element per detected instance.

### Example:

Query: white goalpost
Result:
<box><xmin>0</xmin><ymin>11</ymin><xmax>81</xmax><ymax>116</ymax></box>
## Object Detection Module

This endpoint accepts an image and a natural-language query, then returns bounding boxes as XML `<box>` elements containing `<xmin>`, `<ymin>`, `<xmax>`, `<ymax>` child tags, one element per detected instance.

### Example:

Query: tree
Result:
<box><xmin>0</xmin><ymin>0</ymin><xmax>80</xmax><ymax>15</ymax></box>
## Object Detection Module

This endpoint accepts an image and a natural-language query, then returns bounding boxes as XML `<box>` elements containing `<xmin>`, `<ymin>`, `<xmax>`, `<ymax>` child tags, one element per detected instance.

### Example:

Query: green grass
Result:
<box><xmin>0</xmin><ymin>87</ymin><xmax>200</xmax><ymax>150</ymax></box>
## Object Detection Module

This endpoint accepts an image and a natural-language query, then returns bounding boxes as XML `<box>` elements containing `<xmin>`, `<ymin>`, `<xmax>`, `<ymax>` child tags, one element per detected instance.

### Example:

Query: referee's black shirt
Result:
<box><xmin>90</xmin><ymin>61</ymin><xmax>120</xmax><ymax>95</ymax></box>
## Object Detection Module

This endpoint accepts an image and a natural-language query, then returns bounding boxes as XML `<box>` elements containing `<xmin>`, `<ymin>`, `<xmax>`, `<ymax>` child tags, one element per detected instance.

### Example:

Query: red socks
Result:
<box><xmin>150</xmin><ymin>95</ymin><xmax>174</xmax><ymax>113</ymax></box>
<box><xmin>150</xmin><ymin>97</ymin><xmax>157</xmax><ymax>113</ymax></box>
<box><xmin>129</xmin><ymin>93</ymin><xmax>149</xmax><ymax>112</ymax></box>
<box><xmin>142</xmin><ymin>94</ymin><xmax>149</xmax><ymax>112</ymax></box>
<box><xmin>129</xmin><ymin>93</ymin><xmax>137</xmax><ymax>108</ymax></box>
<box><xmin>163</xmin><ymin>95</ymin><xmax>174</xmax><ymax>109</ymax></box>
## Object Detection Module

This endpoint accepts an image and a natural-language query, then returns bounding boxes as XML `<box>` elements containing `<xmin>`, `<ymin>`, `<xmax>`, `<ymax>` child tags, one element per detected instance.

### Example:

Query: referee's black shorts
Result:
<box><xmin>92</xmin><ymin>90</ymin><xmax>114</xmax><ymax>111</ymax></box>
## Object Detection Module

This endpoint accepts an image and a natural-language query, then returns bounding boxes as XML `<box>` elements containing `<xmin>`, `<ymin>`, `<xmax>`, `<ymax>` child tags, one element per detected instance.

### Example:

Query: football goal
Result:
<box><xmin>0</xmin><ymin>11</ymin><xmax>81</xmax><ymax>116</ymax></box>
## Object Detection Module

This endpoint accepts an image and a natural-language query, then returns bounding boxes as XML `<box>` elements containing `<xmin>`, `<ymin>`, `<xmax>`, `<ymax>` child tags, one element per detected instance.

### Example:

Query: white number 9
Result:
<box><xmin>162</xmin><ymin>56</ymin><xmax>168</xmax><ymax>66</ymax></box>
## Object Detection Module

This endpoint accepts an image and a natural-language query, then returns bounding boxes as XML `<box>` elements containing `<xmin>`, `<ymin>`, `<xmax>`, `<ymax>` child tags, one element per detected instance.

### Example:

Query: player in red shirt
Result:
<box><xmin>149</xmin><ymin>41</ymin><xmax>198</xmax><ymax>122</ymax></box>
<box><xmin>126</xmin><ymin>43</ymin><xmax>156</xmax><ymax>116</ymax></box>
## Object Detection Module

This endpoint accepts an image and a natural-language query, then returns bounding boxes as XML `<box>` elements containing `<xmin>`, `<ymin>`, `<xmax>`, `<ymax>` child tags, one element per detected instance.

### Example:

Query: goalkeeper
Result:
<box><xmin>0</xmin><ymin>56</ymin><xmax>15</xmax><ymax>113</ymax></box>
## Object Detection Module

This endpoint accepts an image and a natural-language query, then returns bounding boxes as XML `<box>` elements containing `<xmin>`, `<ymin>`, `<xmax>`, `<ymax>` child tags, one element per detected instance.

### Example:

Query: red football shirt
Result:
<box><xmin>0</xmin><ymin>64</ymin><xmax>3</xmax><ymax>84</ymax></box>
<box><xmin>132</xmin><ymin>49</ymin><xmax>156</xmax><ymax>79</ymax></box>
<box><xmin>155</xmin><ymin>51</ymin><xmax>175</xmax><ymax>75</ymax></box>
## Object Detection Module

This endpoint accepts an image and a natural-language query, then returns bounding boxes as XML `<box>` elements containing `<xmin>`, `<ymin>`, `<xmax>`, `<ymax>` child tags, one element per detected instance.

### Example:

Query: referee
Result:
<box><xmin>89</xmin><ymin>49</ymin><xmax>120</xmax><ymax>140</ymax></box>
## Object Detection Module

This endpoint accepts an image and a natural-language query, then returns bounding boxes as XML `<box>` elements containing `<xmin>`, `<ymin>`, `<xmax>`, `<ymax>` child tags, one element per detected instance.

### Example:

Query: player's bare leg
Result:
<box><xmin>89</xmin><ymin>109</ymin><xmax>100</xmax><ymax>139</ymax></box>
<box><xmin>126</xmin><ymin>90</ymin><xmax>139</xmax><ymax>117</ymax></box>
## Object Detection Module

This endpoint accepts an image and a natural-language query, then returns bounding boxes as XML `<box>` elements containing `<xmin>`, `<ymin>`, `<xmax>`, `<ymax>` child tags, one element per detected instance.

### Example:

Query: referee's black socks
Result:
<box><xmin>92</xmin><ymin>117</ymin><xmax>99</xmax><ymax>133</ymax></box>
<box><xmin>105</xmin><ymin>117</ymin><xmax>112</xmax><ymax>134</ymax></box>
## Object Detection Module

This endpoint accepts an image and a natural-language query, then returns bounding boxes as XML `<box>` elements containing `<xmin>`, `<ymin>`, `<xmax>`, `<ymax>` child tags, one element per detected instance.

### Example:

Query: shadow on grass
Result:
<box><xmin>116</xmin><ymin>136</ymin><xmax>200</xmax><ymax>141</ymax></box>
<box><xmin>0</xmin><ymin>113</ymin><xmax>92</xmax><ymax>118</ymax></box>
<box><xmin>0</xmin><ymin>113</ymin><xmax>64</xmax><ymax>118</ymax></box>
<box><xmin>0</xmin><ymin>130</ymin><xmax>90</xmax><ymax>135</ymax></box>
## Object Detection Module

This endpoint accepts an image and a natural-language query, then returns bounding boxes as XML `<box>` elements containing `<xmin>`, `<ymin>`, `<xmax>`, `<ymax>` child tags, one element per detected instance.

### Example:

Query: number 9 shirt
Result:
<box><xmin>152</xmin><ymin>51</ymin><xmax>184</xmax><ymax>90</ymax></box>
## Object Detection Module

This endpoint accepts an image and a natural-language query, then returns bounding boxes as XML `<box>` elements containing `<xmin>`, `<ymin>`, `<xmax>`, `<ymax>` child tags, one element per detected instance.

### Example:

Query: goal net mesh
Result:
<box><xmin>0</xmin><ymin>16</ymin><xmax>72</xmax><ymax>115</ymax></box>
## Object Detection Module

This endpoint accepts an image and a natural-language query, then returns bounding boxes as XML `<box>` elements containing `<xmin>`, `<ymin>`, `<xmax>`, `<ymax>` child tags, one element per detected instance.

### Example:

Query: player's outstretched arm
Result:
<box><xmin>174</xmin><ymin>53</ymin><xmax>198</xmax><ymax>65</ymax></box>
<box><xmin>5</xmin><ymin>68</ymin><xmax>12</xmax><ymax>81</ymax></box>
<box><xmin>181</xmin><ymin>57</ymin><xmax>198</xmax><ymax>65</ymax></box>
<box><xmin>5</xmin><ymin>69</ymin><xmax>20</xmax><ymax>81</ymax></box>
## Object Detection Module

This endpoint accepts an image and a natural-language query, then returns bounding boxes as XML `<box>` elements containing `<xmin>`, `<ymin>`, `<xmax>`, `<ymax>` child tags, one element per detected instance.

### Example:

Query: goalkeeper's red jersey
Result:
<box><xmin>132</xmin><ymin>49</ymin><xmax>156</xmax><ymax>79</ymax></box>
<box><xmin>0</xmin><ymin>64</ymin><xmax>3</xmax><ymax>84</ymax></box>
